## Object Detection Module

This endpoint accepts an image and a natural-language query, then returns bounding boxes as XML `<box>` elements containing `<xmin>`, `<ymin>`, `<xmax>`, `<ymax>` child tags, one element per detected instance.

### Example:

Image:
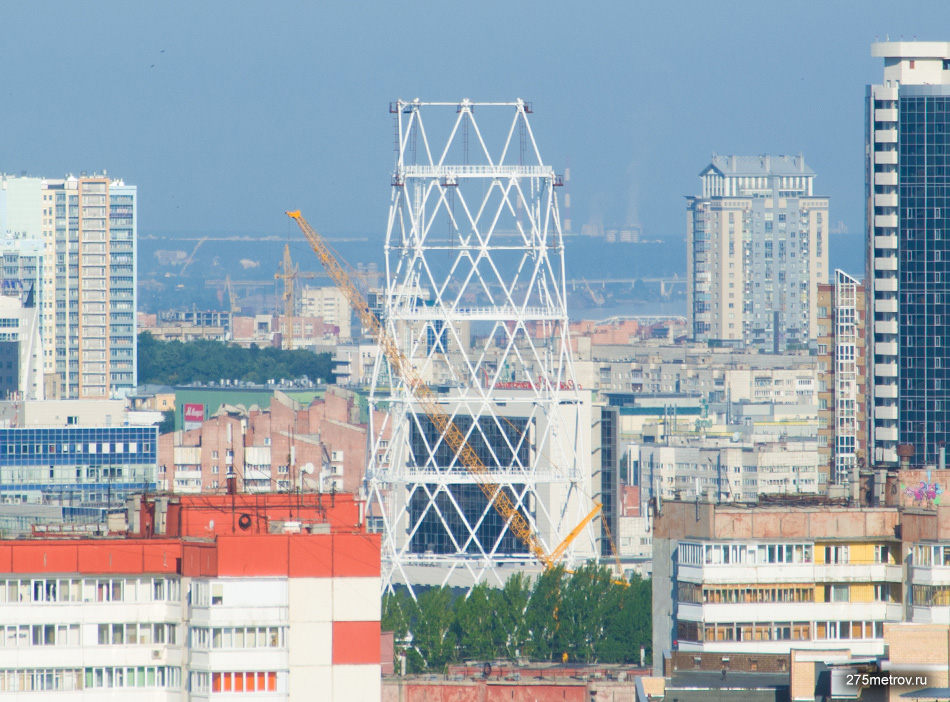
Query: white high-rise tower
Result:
<box><xmin>365</xmin><ymin>99</ymin><xmax>594</xmax><ymax>593</ymax></box>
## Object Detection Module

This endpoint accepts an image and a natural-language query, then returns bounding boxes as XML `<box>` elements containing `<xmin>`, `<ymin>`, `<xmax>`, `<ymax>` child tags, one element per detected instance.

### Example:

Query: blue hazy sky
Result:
<box><xmin>0</xmin><ymin>2</ymin><xmax>946</xmax><ymax>262</ymax></box>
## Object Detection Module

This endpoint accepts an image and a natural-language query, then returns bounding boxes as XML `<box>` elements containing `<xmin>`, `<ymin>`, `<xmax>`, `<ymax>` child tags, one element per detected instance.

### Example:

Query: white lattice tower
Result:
<box><xmin>364</xmin><ymin>99</ymin><xmax>593</xmax><ymax>594</ymax></box>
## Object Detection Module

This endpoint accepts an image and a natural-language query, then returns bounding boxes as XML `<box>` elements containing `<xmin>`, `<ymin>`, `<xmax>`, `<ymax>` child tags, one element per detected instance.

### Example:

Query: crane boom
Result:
<box><xmin>286</xmin><ymin>210</ymin><xmax>592</xmax><ymax>570</ymax></box>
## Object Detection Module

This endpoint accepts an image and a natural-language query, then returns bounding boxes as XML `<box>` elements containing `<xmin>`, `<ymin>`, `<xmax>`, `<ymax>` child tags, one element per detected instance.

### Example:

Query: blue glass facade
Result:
<box><xmin>0</xmin><ymin>426</ymin><xmax>156</xmax><ymax>467</ymax></box>
<box><xmin>898</xmin><ymin>87</ymin><xmax>950</xmax><ymax>465</ymax></box>
<box><xmin>0</xmin><ymin>426</ymin><xmax>156</xmax><ymax>507</ymax></box>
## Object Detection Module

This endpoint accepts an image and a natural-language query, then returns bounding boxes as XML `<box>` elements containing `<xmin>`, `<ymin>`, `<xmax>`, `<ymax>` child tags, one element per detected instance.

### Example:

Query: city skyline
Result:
<box><xmin>0</xmin><ymin>2</ymin><xmax>946</xmax><ymax>256</ymax></box>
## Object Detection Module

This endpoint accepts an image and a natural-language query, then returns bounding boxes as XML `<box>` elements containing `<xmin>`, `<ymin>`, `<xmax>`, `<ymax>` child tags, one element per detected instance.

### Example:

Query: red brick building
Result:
<box><xmin>231</xmin><ymin>314</ymin><xmax>337</xmax><ymax>349</ymax></box>
<box><xmin>158</xmin><ymin>388</ymin><xmax>387</xmax><ymax>494</ymax></box>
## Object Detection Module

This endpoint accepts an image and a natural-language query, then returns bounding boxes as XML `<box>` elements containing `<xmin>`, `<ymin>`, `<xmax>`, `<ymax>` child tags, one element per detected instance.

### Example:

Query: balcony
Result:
<box><xmin>875</xmin><ymin>384</ymin><xmax>898</xmax><ymax>399</ymax></box>
<box><xmin>875</xmin><ymin>151</ymin><xmax>898</xmax><ymax>165</ymax></box>
<box><xmin>875</xmin><ymin>363</ymin><xmax>898</xmax><ymax>377</ymax></box>
<box><xmin>682</xmin><ymin>601</ymin><xmax>902</xmax><ymax>624</ymax></box>
<box><xmin>875</xmin><ymin>319</ymin><xmax>898</xmax><ymax>334</ymax></box>
<box><xmin>874</xmin><ymin>258</ymin><xmax>898</xmax><ymax>271</ymax></box>
<box><xmin>875</xmin><ymin>277</ymin><xmax>898</xmax><ymax>292</ymax></box>
<box><xmin>677</xmin><ymin>563</ymin><xmax>816</xmax><ymax>585</ymax></box>
<box><xmin>875</xmin><ymin>171</ymin><xmax>898</xmax><ymax>186</ymax></box>
<box><xmin>874</xmin><ymin>129</ymin><xmax>898</xmax><ymax>143</ymax></box>
<box><xmin>875</xmin><ymin>193</ymin><xmax>899</xmax><ymax>208</ymax></box>
<box><xmin>875</xmin><ymin>406</ymin><xmax>898</xmax><ymax>421</ymax></box>
<box><xmin>875</xmin><ymin>108</ymin><xmax>898</xmax><ymax>122</ymax></box>
<box><xmin>813</xmin><ymin>563</ymin><xmax>902</xmax><ymax>583</ymax></box>
<box><xmin>875</xmin><ymin>342</ymin><xmax>898</xmax><ymax>356</ymax></box>
<box><xmin>877</xmin><ymin>426</ymin><xmax>899</xmax><ymax>442</ymax></box>
<box><xmin>875</xmin><ymin>214</ymin><xmax>898</xmax><ymax>228</ymax></box>
<box><xmin>909</xmin><ymin>565</ymin><xmax>950</xmax><ymax>586</ymax></box>
<box><xmin>911</xmin><ymin>606</ymin><xmax>950</xmax><ymax>625</ymax></box>
<box><xmin>678</xmin><ymin>639</ymin><xmax>886</xmax><ymax>657</ymax></box>
<box><xmin>874</xmin><ymin>235</ymin><xmax>898</xmax><ymax>249</ymax></box>
<box><xmin>874</xmin><ymin>299</ymin><xmax>898</xmax><ymax>314</ymax></box>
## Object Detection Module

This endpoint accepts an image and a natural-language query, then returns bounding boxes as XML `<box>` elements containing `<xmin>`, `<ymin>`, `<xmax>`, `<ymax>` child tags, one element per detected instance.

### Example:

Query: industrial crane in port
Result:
<box><xmin>286</xmin><ymin>210</ymin><xmax>618</xmax><ymax>578</ymax></box>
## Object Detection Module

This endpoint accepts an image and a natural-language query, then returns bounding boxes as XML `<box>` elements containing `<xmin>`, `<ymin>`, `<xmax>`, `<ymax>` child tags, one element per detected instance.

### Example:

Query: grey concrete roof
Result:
<box><xmin>669</xmin><ymin>670</ymin><xmax>788</xmax><ymax>689</ymax></box>
<box><xmin>901</xmin><ymin>689</ymin><xmax>950</xmax><ymax>700</ymax></box>
<box><xmin>703</xmin><ymin>154</ymin><xmax>815</xmax><ymax>178</ymax></box>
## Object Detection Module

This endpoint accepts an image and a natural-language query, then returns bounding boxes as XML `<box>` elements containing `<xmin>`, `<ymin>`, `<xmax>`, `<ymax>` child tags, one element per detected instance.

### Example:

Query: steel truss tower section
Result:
<box><xmin>365</xmin><ymin>99</ymin><xmax>594</xmax><ymax>593</ymax></box>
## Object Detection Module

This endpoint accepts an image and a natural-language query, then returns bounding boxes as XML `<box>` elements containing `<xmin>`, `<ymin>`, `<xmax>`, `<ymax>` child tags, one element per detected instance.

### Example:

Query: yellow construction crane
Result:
<box><xmin>274</xmin><ymin>244</ymin><xmax>316</xmax><ymax>350</ymax></box>
<box><xmin>287</xmin><ymin>210</ymin><xmax>619</xmax><ymax>580</ymax></box>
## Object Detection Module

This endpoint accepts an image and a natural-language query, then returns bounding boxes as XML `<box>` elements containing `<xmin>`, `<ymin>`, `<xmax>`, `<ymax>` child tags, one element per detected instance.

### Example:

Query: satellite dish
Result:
<box><xmin>208</xmin><ymin>520</ymin><xmax>215</xmax><ymax>530</ymax></box>
<box><xmin>302</xmin><ymin>463</ymin><xmax>315</xmax><ymax>475</ymax></box>
<box><xmin>731</xmin><ymin>432</ymin><xmax>741</xmax><ymax>443</ymax></box>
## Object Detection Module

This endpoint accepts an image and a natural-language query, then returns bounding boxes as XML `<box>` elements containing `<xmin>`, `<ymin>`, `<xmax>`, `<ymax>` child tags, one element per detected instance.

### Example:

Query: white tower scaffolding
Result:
<box><xmin>365</xmin><ymin>99</ymin><xmax>594</xmax><ymax>594</ymax></box>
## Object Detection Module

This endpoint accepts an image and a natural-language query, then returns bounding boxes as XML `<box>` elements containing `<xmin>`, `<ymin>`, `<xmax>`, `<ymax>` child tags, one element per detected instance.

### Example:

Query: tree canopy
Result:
<box><xmin>381</xmin><ymin>565</ymin><xmax>652</xmax><ymax>673</ymax></box>
<box><xmin>136</xmin><ymin>332</ymin><xmax>335</xmax><ymax>386</ymax></box>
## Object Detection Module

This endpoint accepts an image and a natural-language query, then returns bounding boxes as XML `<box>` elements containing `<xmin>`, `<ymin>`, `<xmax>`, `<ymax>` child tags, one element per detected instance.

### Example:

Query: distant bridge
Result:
<box><xmin>566</xmin><ymin>277</ymin><xmax>687</xmax><ymax>296</ymax></box>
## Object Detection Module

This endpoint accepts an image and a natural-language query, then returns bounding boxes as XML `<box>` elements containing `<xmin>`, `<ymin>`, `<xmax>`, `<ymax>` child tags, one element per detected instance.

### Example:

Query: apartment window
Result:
<box><xmin>211</xmin><ymin>672</ymin><xmax>277</xmax><ymax>693</ymax></box>
<box><xmin>913</xmin><ymin>584</ymin><xmax>950</xmax><ymax>606</ymax></box>
<box><xmin>823</xmin><ymin>545</ymin><xmax>849</xmax><ymax>564</ymax></box>
<box><xmin>874</xmin><ymin>544</ymin><xmax>893</xmax><ymax>564</ymax></box>
<box><xmin>30</xmin><ymin>625</ymin><xmax>56</xmax><ymax>646</ymax></box>
<box><xmin>82</xmin><ymin>666</ymin><xmax>180</xmax><ymax>689</ymax></box>
<box><xmin>191</xmin><ymin>627</ymin><xmax>210</xmax><ymax>649</ymax></box>
<box><xmin>210</xmin><ymin>626</ymin><xmax>283</xmax><ymax>649</ymax></box>
<box><xmin>96</xmin><ymin>580</ymin><xmax>123</xmax><ymax>602</ymax></box>
<box><xmin>828</xmin><ymin>584</ymin><xmax>849</xmax><ymax>603</ymax></box>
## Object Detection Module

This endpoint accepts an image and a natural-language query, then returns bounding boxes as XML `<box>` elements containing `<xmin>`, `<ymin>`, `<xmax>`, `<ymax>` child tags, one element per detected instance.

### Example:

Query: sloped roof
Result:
<box><xmin>702</xmin><ymin>154</ymin><xmax>815</xmax><ymax>178</ymax></box>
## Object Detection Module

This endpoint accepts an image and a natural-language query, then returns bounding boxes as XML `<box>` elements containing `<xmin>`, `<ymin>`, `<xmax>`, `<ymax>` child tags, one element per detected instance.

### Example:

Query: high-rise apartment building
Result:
<box><xmin>816</xmin><ymin>270</ymin><xmax>868</xmax><ymax>490</ymax></box>
<box><xmin>867</xmin><ymin>42</ymin><xmax>950</xmax><ymax>467</ymax></box>
<box><xmin>687</xmin><ymin>155</ymin><xmax>829</xmax><ymax>350</ymax></box>
<box><xmin>300</xmin><ymin>286</ymin><xmax>352</xmax><ymax>340</ymax></box>
<box><xmin>0</xmin><ymin>291</ymin><xmax>44</xmax><ymax>401</ymax></box>
<box><xmin>0</xmin><ymin>492</ymin><xmax>382</xmax><ymax>700</ymax></box>
<box><xmin>0</xmin><ymin>174</ymin><xmax>137</xmax><ymax>399</ymax></box>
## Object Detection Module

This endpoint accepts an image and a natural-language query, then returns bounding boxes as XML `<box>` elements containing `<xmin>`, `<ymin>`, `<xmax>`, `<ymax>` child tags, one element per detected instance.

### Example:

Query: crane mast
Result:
<box><xmin>286</xmin><ymin>210</ymin><xmax>567</xmax><ymax>567</ymax></box>
<box><xmin>274</xmin><ymin>244</ymin><xmax>316</xmax><ymax>350</ymax></box>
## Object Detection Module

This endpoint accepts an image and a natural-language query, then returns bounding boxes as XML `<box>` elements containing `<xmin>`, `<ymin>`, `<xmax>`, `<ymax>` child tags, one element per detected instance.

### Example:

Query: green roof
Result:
<box><xmin>171</xmin><ymin>388</ymin><xmax>325</xmax><ymax>430</ymax></box>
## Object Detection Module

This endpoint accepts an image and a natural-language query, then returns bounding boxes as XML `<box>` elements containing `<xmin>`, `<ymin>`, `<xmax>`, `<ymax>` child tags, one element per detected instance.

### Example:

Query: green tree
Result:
<box><xmin>522</xmin><ymin>566</ymin><xmax>566</xmax><ymax>661</ymax></box>
<box><xmin>411</xmin><ymin>587</ymin><xmax>456</xmax><ymax>671</ymax></box>
<box><xmin>158</xmin><ymin>410</ymin><xmax>175</xmax><ymax>435</ymax></box>
<box><xmin>558</xmin><ymin>563</ymin><xmax>616</xmax><ymax>663</ymax></box>
<box><xmin>496</xmin><ymin>572</ymin><xmax>531</xmax><ymax>659</ymax></box>
<box><xmin>452</xmin><ymin>583</ymin><xmax>499</xmax><ymax>661</ymax></box>
<box><xmin>136</xmin><ymin>332</ymin><xmax>334</xmax><ymax>386</ymax></box>
<box><xmin>380</xmin><ymin>566</ymin><xmax>653</xmax><ymax>672</ymax></box>
<box><xmin>382</xmin><ymin>589</ymin><xmax>417</xmax><ymax>672</ymax></box>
